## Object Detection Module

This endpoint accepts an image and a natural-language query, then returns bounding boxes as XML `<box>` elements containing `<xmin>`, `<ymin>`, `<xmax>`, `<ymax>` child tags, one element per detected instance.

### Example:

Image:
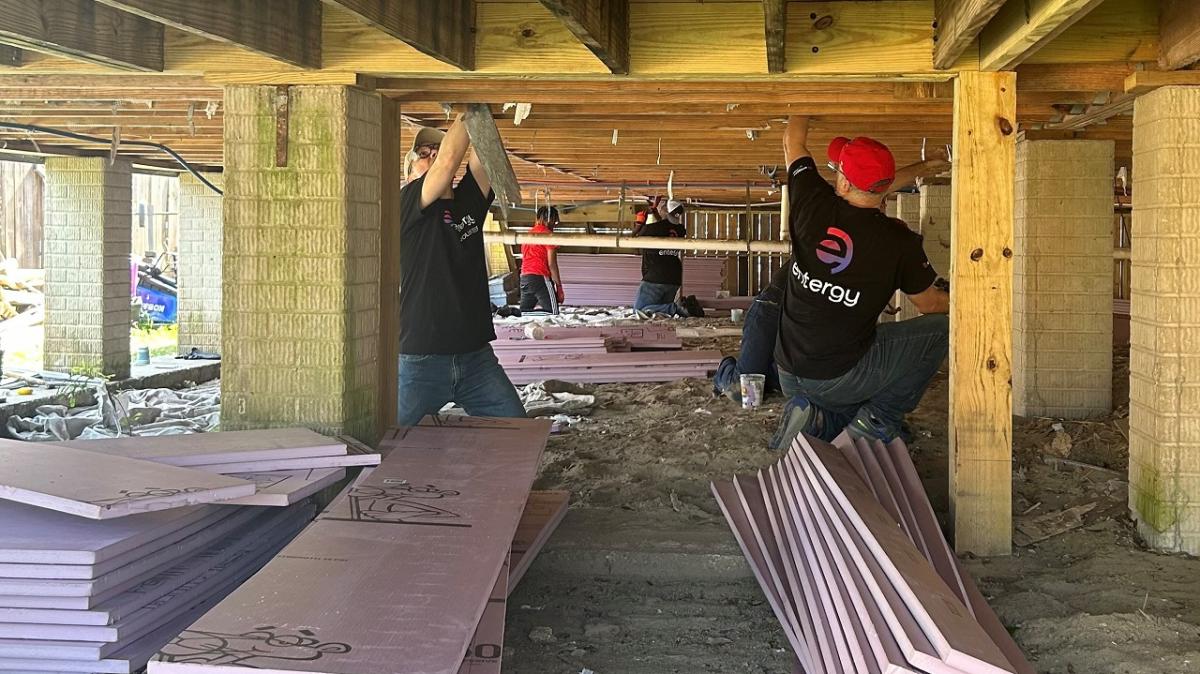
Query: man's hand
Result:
<box><xmin>784</xmin><ymin>116</ymin><xmax>812</xmax><ymax>167</ymax></box>
<box><xmin>555</xmin><ymin>284</ymin><xmax>565</xmax><ymax>304</ymax></box>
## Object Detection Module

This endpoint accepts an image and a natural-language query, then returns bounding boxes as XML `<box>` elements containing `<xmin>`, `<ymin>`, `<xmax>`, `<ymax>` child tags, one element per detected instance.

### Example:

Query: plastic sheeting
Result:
<box><xmin>7</xmin><ymin>383</ymin><xmax>220</xmax><ymax>442</ymax></box>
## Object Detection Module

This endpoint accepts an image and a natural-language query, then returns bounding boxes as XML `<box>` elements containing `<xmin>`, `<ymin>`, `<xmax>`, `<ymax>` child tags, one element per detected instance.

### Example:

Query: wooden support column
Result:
<box><xmin>948</xmin><ymin>70</ymin><xmax>1017</xmax><ymax>556</ymax></box>
<box><xmin>379</xmin><ymin>96</ymin><xmax>402</xmax><ymax>434</ymax></box>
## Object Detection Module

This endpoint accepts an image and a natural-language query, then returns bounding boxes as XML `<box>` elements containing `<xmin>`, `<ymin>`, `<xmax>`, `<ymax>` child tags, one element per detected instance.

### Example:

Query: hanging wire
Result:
<box><xmin>0</xmin><ymin>121</ymin><xmax>223</xmax><ymax>195</ymax></box>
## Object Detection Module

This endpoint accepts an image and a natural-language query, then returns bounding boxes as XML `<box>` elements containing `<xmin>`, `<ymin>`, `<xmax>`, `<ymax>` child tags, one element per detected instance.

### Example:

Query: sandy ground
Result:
<box><xmin>510</xmin><ymin>321</ymin><xmax>1200</xmax><ymax>674</ymax></box>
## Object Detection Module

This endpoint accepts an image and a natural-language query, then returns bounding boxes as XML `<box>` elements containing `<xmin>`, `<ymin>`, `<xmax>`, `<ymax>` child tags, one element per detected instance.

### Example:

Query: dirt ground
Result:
<box><xmin>512</xmin><ymin>321</ymin><xmax>1200</xmax><ymax>674</ymax></box>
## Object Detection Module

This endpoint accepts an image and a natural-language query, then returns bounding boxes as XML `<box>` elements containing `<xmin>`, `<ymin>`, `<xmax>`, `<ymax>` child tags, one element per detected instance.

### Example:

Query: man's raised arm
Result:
<box><xmin>784</xmin><ymin>115</ymin><xmax>813</xmax><ymax>167</ymax></box>
<box><xmin>420</xmin><ymin>113</ymin><xmax>471</xmax><ymax>209</ymax></box>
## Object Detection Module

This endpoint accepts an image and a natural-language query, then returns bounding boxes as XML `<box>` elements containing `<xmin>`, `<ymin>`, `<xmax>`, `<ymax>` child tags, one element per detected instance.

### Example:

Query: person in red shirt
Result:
<box><xmin>519</xmin><ymin>206</ymin><xmax>565</xmax><ymax>313</ymax></box>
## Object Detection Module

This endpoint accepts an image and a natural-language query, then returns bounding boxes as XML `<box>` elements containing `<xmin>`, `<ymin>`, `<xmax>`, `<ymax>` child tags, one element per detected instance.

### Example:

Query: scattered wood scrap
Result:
<box><xmin>1013</xmin><ymin>502</ymin><xmax>1098</xmax><ymax>547</ymax></box>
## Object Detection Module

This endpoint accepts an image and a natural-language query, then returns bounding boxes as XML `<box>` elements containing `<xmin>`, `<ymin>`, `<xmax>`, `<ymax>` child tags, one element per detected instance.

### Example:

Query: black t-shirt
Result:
<box><xmin>639</xmin><ymin>219</ymin><xmax>685</xmax><ymax>285</ymax></box>
<box><xmin>398</xmin><ymin>167</ymin><xmax>497</xmax><ymax>355</ymax></box>
<box><xmin>775</xmin><ymin>157</ymin><xmax>937</xmax><ymax>379</ymax></box>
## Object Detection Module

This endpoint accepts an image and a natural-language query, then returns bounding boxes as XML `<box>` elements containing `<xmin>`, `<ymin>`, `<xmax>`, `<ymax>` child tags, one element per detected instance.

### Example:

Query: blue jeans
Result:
<box><xmin>778</xmin><ymin>313</ymin><xmax>948</xmax><ymax>442</ymax></box>
<box><xmin>396</xmin><ymin>345</ymin><xmax>527</xmax><ymax>426</ymax></box>
<box><xmin>635</xmin><ymin>281</ymin><xmax>687</xmax><ymax>317</ymax></box>
<box><xmin>714</xmin><ymin>287</ymin><xmax>782</xmax><ymax>400</ymax></box>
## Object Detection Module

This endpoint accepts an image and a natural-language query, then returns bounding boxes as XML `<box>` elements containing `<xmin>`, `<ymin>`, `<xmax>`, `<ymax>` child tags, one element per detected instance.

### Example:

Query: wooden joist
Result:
<box><xmin>1125</xmin><ymin>69</ymin><xmax>1200</xmax><ymax>95</ymax></box>
<box><xmin>1046</xmin><ymin>93</ymin><xmax>1134</xmax><ymax>130</ymax></box>
<box><xmin>462</xmin><ymin>102</ymin><xmax>522</xmax><ymax>217</ymax></box>
<box><xmin>1159</xmin><ymin>0</ymin><xmax>1200</xmax><ymax>71</ymax></box>
<box><xmin>949</xmin><ymin>70</ymin><xmax>1016</xmax><ymax>556</ymax></box>
<box><xmin>763</xmin><ymin>0</ymin><xmax>786</xmax><ymax>74</ymax></box>
<box><xmin>978</xmin><ymin>0</ymin><xmax>1106</xmax><ymax>71</ymax></box>
<box><xmin>323</xmin><ymin>0</ymin><xmax>475</xmax><ymax>70</ymax></box>
<box><xmin>537</xmin><ymin>0</ymin><xmax>629</xmax><ymax>75</ymax></box>
<box><xmin>0</xmin><ymin>0</ymin><xmax>164</xmax><ymax>71</ymax></box>
<box><xmin>92</xmin><ymin>0</ymin><xmax>322</xmax><ymax>69</ymax></box>
<box><xmin>932</xmin><ymin>0</ymin><xmax>1008</xmax><ymax>69</ymax></box>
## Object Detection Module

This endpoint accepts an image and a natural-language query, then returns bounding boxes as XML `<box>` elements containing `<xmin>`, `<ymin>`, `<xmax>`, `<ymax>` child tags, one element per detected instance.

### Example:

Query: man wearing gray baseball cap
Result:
<box><xmin>395</xmin><ymin>114</ymin><xmax>526</xmax><ymax>425</ymax></box>
<box><xmin>632</xmin><ymin>198</ymin><xmax>703</xmax><ymax>317</ymax></box>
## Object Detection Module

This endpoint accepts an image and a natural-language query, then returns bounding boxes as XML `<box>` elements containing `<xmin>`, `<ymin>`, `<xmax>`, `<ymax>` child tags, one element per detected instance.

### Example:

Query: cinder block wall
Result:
<box><xmin>919</xmin><ymin>184</ymin><xmax>952</xmax><ymax>279</ymax></box>
<box><xmin>178</xmin><ymin>173</ymin><xmax>224</xmax><ymax>354</ymax></box>
<box><xmin>1129</xmin><ymin>86</ymin><xmax>1200</xmax><ymax>554</ymax></box>
<box><xmin>43</xmin><ymin>157</ymin><xmax>132</xmax><ymax>378</ymax></box>
<box><xmin>1012</xmin><ymin>139</ymin><xmax>1114</xmax><ymax>419</ymax></box>
<box><xmin>220</xmin><ymin>85</ymin><xmax>382</xmax><ymax>441</ymax></box>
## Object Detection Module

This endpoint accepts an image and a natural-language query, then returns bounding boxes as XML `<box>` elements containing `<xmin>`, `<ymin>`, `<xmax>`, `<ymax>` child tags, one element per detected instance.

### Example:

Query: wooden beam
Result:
<box><xmin>462</xmin><ymin>103</ymin><xmax>522</xmax><ymax>218</ymax></box>
<box><xmin>1125</xmin><ymin>69</ymin><xmax>1200</xmax><ymax>95</ymax></box>
<box><xmin>978</xmin><ymin>0</ymin><xmax>1105</xmax><ymax>71</ymax></box>
<box><xmin>0</xmin><ymin>0</ymin><xmax>163</xmax><ymax>71</ymax></box>
<box><xmin>322</xmin><ymin>0</ymin><xmax>474</xmax><ymax>70</ymax></box>
<box><xmin>536</xmin><ymin>0</ymin><xmax>629</xmax><ymax>74</ymax></box>
<box><xmin>949</xmin><ymin>70</ymin><xmax>1016</xmax><ymax>557</ymax></box>
<box><xmin>0</xmin><ymin>44</ymin><xmax>20</xmax><ymax>66</ymax></box>
<box><xmin>93</xmin><ymin>0</ymin><xmax>322</xmax><ymax>69</ymax></box>
<box><xmin>1046</xmin><ymin>93</ymin><xmax>1134</xmax><ymax>130</ymax></box>
<box><xmin>763</xmin><ymin>0</ymin><xmax>786</xmax><ymax>74</ymax></box>
<box><xmin>1159</xmin><ymin>0</ymin><xmax>1200</xmax><ymax>70</ymax></box>
<box><xmin>933</xmin><ymin>0</ymin><xmax>1008</xmax><ymax>69</ymax></box>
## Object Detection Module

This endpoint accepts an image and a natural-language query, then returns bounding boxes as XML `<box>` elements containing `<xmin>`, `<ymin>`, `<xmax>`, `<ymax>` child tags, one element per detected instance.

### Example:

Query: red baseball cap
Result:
<box><xmin>828</xmin><ymin>136</ymin><xmax>895</xmax><ymax>194</ymax></box>
<box><xmin>827</xmin><ymin>137</ymin><xmax>850</xmax><ymax>166</ymax></box>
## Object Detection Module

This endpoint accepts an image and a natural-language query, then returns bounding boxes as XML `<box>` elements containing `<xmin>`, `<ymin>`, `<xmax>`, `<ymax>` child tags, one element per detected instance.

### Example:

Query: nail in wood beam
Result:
<box><xmin>933</xmin><ymin>0</ymin><xmax>1008</xmax><ymax>70</ymax></box>
<box><xmin>93</xmin><ymin>0</ymin><xmax>322</xmax><ymax>69</ymax></box>
<box><xmin>462</xmin><ymin>103</ymin><xmax>522</xmax><ymax>220</ymax></box>
<box><xmin>763</xmin><ymin>0</ymin><xmax>787</xmax><ymax>74</ymax></box>
<box><xmin>949</xmin><ymin>70</ymin><xmax>1017</xmax><ymax>556</ymax></box>
<box><xmin>537</xmin><ymin>0</ymin><xmax>630</xmax><ymax>75</ymax></box>
<box><xmin>0</xmin><ymin>0</ymin><xmax>164</xmax><ymax>72</ymax></box>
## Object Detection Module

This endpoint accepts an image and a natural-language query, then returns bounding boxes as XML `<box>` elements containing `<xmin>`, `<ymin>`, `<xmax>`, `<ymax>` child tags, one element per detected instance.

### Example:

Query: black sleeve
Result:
<box><xmin>787</xmin><ymin>156</ymin><xmax>837</xmax><ymax>241</ymax></box>
<box><xmin>898</xmin><ymin>233</ymin><xmax>938</xmax><ymax>295</ymax></box>
<box><xmin>671</xmin><ymin>220</ymin><xmax>686</xmax><ymax>238</ymax></box>
<box><xmin>398</xmin><ymin>175</ymin><xmax>428</xmax><ymax>232</ymax></box>
<box><xmin>456</xmin><ymin>166</ymin><xmax>496</xmax><ymax>218</ymax></box>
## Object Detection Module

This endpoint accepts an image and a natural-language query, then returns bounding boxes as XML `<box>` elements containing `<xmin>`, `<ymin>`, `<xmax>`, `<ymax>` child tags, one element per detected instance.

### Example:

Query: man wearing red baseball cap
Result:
<box><xmin>769</xmin><ymin>116</ymin><xmax>950</xmax><ymax>448</ymax></box>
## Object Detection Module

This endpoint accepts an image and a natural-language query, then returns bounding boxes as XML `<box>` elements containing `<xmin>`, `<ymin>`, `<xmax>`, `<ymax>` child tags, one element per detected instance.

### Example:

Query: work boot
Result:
<box><xmin>769</xmin><ymin>395</ymin><xmax>822</xmax><ymax>451</ymax></box>
<box><xmin>682</xmin><ymin>295</ymin><xmax>706</xmax><ymax>318</ymax></box>
<box><xmin>713</xmin><ymin>356</ymin><xmax>741</xmax><ymax>402</ymax></box>
<box><xmin>846</xmin><ymin>412</ymin><xmax>897</xmax><ymax>443</ymax></box>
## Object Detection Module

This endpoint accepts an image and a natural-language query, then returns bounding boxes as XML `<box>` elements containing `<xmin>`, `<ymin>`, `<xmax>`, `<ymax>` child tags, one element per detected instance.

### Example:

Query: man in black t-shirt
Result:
<box><xmin>395</xmin><ymin>117</ymin><xmax>526</xmax><ymax>426</ymax></box>
<box><xmin>633</xmin><ymin>199</ymin><xmax>700</xmax><ymax>317</ymax></box>
<box><xmin>771</xmin><ymin>116</ymin><xmax>950</xmax><ymax>447</ymax></box>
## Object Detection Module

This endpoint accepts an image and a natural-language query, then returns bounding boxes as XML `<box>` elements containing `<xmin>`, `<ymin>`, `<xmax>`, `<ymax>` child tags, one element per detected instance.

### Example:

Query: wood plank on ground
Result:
<box><xmin>54</xmin><ymin>429</ymin><xmax>347</xmax><ymax>467</ymax></box>
<box><xmin>0</xmin><ymin>440</ymin><xmax>254</xmax><ymax>519</ymax></box>
<box><xmin>149</xmin><ymin>418</ymin><xmax>550</xmax><ymax>674</ymax></box>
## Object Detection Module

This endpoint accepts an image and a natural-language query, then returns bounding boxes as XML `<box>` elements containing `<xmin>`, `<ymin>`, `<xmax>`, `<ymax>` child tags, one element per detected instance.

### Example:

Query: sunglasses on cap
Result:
<box><xmin>415</xmin><ymin>144</ymin><xmax>440</xmax><ymax>160</ymax></box>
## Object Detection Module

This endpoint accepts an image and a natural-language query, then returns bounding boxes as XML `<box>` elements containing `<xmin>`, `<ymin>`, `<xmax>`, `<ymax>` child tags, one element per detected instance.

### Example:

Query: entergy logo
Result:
<box><xmin>815</xmin><ymin>227</ymin><xmax>853</xmax><ymax>274</ymax></box>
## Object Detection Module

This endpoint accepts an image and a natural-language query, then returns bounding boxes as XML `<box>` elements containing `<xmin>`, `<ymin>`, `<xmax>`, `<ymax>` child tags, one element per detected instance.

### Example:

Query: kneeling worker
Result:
<box><xmin>772</xmin><ymin>116</ymin><xmax>950</xmax><ymax>447</ymax></box>
<box><xmin>633</xmin><ymin>199</ymin><xmax>703</xmax><ymax>317</ymax></box>
<box><xmin>396</xmin><ymin>115</ymin><xmax>526</xmax><ymax>425</ymax></box>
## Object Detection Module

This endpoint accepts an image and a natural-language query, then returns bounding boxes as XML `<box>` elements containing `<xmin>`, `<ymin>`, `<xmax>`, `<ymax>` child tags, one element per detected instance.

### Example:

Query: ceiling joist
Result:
<box><xmin>932</xmin><ymin>0</ymin><xmax>1008</xmax><ymax>69</ymax></box>
<box><xmin>322</xmin><ymin>0</ymin><xmax>474</xmax><ymax>70</ymax></box>
<box><xmin>537</xmin><ymin>0</ymin><xmax>629</xmax><ymax>75</ymax></box>
<box><xmin>978</xmin><ymin>0</ymin><xmax>1106</xmax><ymax>71</ymax></box>
<box><xmin>1159</xmin><ymin>0</ymin><xmax>1200</xmax><ymax>71</ymax></box>
<box><xmin>0</xmin><ymin>0</ymin><xmax>164</xmax><ymax>71</ymax></box>
<box><xmin>93</xmin><ymin>0</ymin><xmax>322</xmax><ymax>69</ymax></box>
<box><xmin>763</xmin><ymin>0</ymin><xmax>786</xmax><ymax>74</ymax></box>
<box><xmin>0</xmin><ymin>44</ymin><xmax>19</xmax><ymax>66</ymax></box>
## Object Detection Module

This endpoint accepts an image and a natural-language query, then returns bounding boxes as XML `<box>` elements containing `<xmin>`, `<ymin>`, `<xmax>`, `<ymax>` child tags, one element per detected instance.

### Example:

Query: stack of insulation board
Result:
<box><xmin>499</xmin><ymin>349</ymin><xmax>722</xmax><ymax>385</ymax></box>
<box><xmin>493</xmin><ymin>324</ymin><xmax>682</xmax><ymax>350</ymax></box>
<box><xmin>0</xmin><ymin>429</ymin><xmax>384</xmax><ymax>673</ymax></box>
<box><xmin>149</xmin><ymin>416</ymin><xmax>568</xmax><ymax>674</ymax></box>
<box><xmin>557</xmin><ymin>253</ymin><xmax>726</xmax><ymax>307</ymax></box>
<box><xmin>491</xmin><ymin>335</ymin><xmax>630</xmax><ymax>356</ymax></box>
<box><xmin>712</xmin><ymin>433</ymin><xmax>1035</xmax><ymax>674</ymax></box>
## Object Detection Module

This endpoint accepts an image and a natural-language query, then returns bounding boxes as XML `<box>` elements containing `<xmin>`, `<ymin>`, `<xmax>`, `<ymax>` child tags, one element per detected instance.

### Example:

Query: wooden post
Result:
<box><xmin>461</xmin><ymin>103</ymin><xmax>522</xmax><ymax>219</ymax></box>
<box><xmin>379</xmin><ymin>97</ymin><xmax>402</xmax><ymax>436</ymax></box>
<box><xmin>948</xmin><ymin>71</ymin><xmax>1017</xmax><ymax>556</ymax></box>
